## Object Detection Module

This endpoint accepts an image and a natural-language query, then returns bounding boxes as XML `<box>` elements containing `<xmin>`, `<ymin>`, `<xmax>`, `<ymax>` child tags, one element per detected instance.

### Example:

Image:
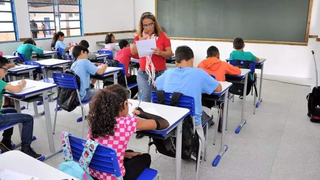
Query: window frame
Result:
<box><xmin>0</xmin><ymin>0</ymin><xmax>19</xmax><ymax>43</ymax></box>
<box><xmin>27</xmin><ymin>0</ymin><xmax>83</xmax><ymax>39</ymax></box>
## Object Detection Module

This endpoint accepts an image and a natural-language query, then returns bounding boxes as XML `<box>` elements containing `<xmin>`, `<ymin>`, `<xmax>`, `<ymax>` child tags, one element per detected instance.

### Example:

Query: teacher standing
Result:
<box><xmin>131</xmin><ymin>12</ymin><xmax>173</xmax><ymax>102</ymax></box>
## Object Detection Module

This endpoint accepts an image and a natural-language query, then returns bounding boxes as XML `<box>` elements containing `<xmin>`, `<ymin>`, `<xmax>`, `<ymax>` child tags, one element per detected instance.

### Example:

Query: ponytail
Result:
<box><xmin>51</xmin><ymin>31</ymin><xmax>65</xmax><ymax>48</ymax></box>
<box><xmin>104</xmin><ymin>33</ymin><xmax>114</xmax><ymax>44</ymax></box>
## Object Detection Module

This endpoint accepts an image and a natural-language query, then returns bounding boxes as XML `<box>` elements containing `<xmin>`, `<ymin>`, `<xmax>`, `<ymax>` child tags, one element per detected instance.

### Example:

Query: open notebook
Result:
<box><xmin>0</xmin><ymin>168</ymin><xmax>40</xmax><ymax>180</ymax></box>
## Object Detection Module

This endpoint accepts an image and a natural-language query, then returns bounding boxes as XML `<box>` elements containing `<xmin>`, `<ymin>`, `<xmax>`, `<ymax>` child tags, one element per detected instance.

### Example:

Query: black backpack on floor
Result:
<box><xmin>57</xmin><ymin>69</ymin><xmax>81</xmax><ymax>112</ymax></box>
<box><xmin>148</xmin><ymin>91</ymin><xmax>200</xmax><ymax>160</ymax></box>
<box><xmin>307</xmin><ymin>86</ymin><xmax>320</xmax><ymax>122</ymax></box>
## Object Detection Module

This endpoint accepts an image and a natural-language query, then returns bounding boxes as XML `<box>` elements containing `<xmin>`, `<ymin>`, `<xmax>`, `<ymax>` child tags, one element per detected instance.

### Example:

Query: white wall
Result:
<box><xmin>83</xmin><ymin>0</ymin><xmax>134</xmax><ymax>33</ymax></box>
<box><xmin>134</xmin><ymin>0</ymin><xmax>320</xmax><ymax>81</ymax></box>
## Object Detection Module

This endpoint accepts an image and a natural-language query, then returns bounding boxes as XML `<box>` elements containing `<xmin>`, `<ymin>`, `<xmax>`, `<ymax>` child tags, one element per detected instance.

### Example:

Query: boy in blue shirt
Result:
<box><xmin>230</xmin><ymin>37</ymin><xmax>260</xmax><ymax>62</ymax></box>
<box><xmin>71</xmin><ymin>45</ymin><xmax>107</xmax><ymax>101</ymax></box>
<box><xmin>0</xmin><ymin>56</ymin><xmax>42</xmax><ymax>159</ymax></box>
<box><xmin>156</xmin><ymin>46</ymin><xmax>222</xmax><ymax>151</ymax></box>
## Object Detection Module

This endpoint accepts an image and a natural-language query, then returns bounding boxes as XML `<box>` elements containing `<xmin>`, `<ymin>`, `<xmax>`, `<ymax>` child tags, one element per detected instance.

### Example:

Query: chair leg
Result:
<box><xmin>53</xmin><ymin>102</ymin><xmax>58</xmax><ymax>134</ymax></box>
<box><xmin>147</xmin><ymin>137</ymin><xmax>151</xmax><ymax>154</ymax></box>
<box><xmin>204</xmin><ymin>123</ymin><xmax>208</xmax><ymax>161</ymax></box>
<box><xmin>213</xmin><ymin>108</ymin><xmax>221</xmax><ymax>145</ymax></box>
<box><xmin>81</xmin><ymin>106</ymin><xmax>86</xmax><ymax>138</ymax></box>
<box><xmin>196</xmin><ymin>139</ymin><xmax>202</xmax><ymax>180</ymax></box>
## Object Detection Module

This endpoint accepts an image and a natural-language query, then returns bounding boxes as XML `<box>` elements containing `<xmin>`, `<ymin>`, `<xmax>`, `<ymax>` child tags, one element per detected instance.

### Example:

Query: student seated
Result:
<box><xmin>156</xmin><ymin>46</ymin><xmax>222</xmax><ymax>152</ymax></box>
<box><xmin>16</xmin><ymin>38</ymin><xmax>43</xmax><ymax>61</ymax></box>
<box><xmin>103</xmin><ymin>33</ymin><xmax>120</xmax><ymax>57</ymax></box>
<box><xmin>198</xmin><ymin>46</ymin><xmax>241</xmax><ymax>81</ymax></box>
<box><xmin>51</xmin><ymin>32</ymin><xmax>71</xmax><ymax>58</ymax></box>
<box><xmin>0</xmin><ymin>56</ymin><xmax>42</xmax><ymax>159</ymax></box>
<box><xmin>115</xmin><ymin>40</ymin><xmax>139</xmax><ymax>97</ymax></box>
<box><xmin>230</xmin><ymin>37</ymin><xmax>260</xmax><ymax>62</ymax></box>
<box><xmin>71</xmin><ymin>45</ymin><xmax>107</xmax><ymax>101</ymax></box>
<box><xmin>88</xmin><ymin>84</ymin><xmax>167</xmax><ymax>180</ymax></box>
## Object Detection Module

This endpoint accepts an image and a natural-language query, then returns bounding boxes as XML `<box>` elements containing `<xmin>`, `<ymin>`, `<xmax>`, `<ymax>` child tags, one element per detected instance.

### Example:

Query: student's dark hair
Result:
<box><xmin>51</xmin><ymin>31</ymin><xmax>65</xmax><ymax>48</ymax></box>
<box><xmin>118</xmin><ymin>40</ymin><xmax>129</xmax><ymax>49</ymax></box>
<box><xmin>207</xmin><ymin>46</ymin><xmax>219</xmax><ymax>57</ymax></box>
<box><xmin>24</xmin><ymin>38</ymin><xmax>36</xmax><ymax>46</ymax></box>
<box><xmin>0</xmin><ymin>56</ymin><xmax>9</xmax><ymax>67</ymax></box>
<box><xmin>72</xmin><ymin>45</ymin><xmax>89</xmax><ymax>60</ymax></box>
<box><xmin>79</xmin><ymin>40</ymin><xmax>89</xmax><ymax>48</ymax></box>
<box><xmin>175</xmin><ymin>46</ymin><xmax>194</xmax><ymax>63</ymax></box>
<box><xmin>233</xmin><ymin>37</ymin><xmax>244</xmax><ymax>50</ymax></box>
<box><xmin>88</xmin><ymin>84</ymin><xmax>129</xmax><ymax>138</ymax></box>
<box><xmin>105</xmin><ymin>33</ymin><xmax>114</xmax><ymax>44</ymax></box>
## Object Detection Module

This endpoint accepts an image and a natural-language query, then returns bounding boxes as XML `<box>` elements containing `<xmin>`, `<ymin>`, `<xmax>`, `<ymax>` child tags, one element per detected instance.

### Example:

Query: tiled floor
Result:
<box><xmin>6</xmin><ymin>79</ymin><xmax>320</xmax><ymax>180</ymax></box>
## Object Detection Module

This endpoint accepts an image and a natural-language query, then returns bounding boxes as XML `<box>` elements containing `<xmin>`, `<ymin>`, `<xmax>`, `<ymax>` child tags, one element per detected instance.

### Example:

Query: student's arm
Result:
<box><xmin>201</xmin><ymin>70</ymin><xmax>222</xmax><ymax>93</ymax></box>
<box><xmin>31</xmin><ymin>45</ymin><xmax>44</xmax><ymax>55</ymax></box>
<box><xmin>65</xmin><ymin>46</ymin><xmax>71</xmax><ymax>51</ymax></box>
<box><xmin>136</xmin><ymin>118</ymin><xmax>157</xmax><ymax>130</ymax></box>
<box><xmin>250</xmin><ymin>52</ymin><xmax>259</xmax><ymax>62</ymax></box>
<box><xmin>96</xmin><ymin>64</ymin><xmax>107</xmax><ymax>75</ymax></box>
<box><xmin>8</xmin><ymin>63</ymin><xmax>15</xmax><ymax>69</ymax></box>
<box><xmin>85</xmin><ymin>60</ymin><xmax>105</xmax><ymax>75</ymax></box>
<box><xmin>5</xmin><ymin>78</ymin><xmax>26</xmax><ymax>93</ymax></box>
<box><xmin>226</xmin><ymin>63</ymin><xmax>241</xmax><ymax>75</ymax></box>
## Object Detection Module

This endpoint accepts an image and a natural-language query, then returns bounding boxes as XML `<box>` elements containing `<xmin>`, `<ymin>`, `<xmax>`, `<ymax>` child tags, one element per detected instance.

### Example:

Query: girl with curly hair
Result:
<box><xmin>87</xmin><ymin>84</ymin><xmax>169</xmax><ymax>180</ymax></box>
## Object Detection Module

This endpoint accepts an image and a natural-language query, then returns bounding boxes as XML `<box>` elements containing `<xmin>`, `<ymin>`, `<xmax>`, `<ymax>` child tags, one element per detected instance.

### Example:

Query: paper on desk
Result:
<box><xmin>136</xmin><ymin>39</ymin><xmax>156</xmax><ymax>57</ymax></box>
<box><xmin>0</xmin><ymin>168</ymin><xmax>40</xmax><ymax>180</ymax></box>
<box><xmin>128</xmin><ymin>107</ymin><xmax>161</xmax><ymax>117</ymax></box>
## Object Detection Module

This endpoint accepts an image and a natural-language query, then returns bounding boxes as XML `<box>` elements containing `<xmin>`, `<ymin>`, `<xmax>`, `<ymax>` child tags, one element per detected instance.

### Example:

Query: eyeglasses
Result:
<box><xmin>143</xmin><ymin>23</ymin><xmax>154</xmax><ymax>28</ymax></box>
<box><xmin>0</xmin><ymin>67</ymin><xmax>8</xmax><ymax>72</ymax></box>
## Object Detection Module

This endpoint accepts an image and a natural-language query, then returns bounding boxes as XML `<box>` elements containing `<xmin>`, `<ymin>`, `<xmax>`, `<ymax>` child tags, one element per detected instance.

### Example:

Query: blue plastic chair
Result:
<box><xmin>151</xmin><ymin>91</ymin><xmax>204</xmax><ymax>180</ymax></box>
<box><xmin>117</xmin><ymin>63</ymin><xmax>138</xmax><ymax>98</ymax></box>
<box><xmin>57</xmin><ymin>48</ymin><xmax>72</xmax><ymax>60</ymax></box>
<box><xmin>13</xmin><ymin>52</ymin><xmax>26</xmax><ymax>63</ymax></box>
<box><xmin>52</xmin><ymin>73</ymin><xmax>92</xmax><ymax>137</ymax></box>
<box><xmin>97</xmin><ymin>50</ymin><xmax>113</xmax><ymax>59</ymax></box>
<box><xmin>66</xmin><ymin>133</ymin><xmax>159</xmax><ymax>180</ymax></box>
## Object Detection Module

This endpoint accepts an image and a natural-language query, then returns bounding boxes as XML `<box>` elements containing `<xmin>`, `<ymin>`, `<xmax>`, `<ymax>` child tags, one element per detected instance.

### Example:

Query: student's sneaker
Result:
<box><xmin>90</xmin><ymin>84</ymin><xmax>95</xmax><ymax>89</ymax></box>
<box><xmin>136</xmin><ymin>134</ymin><xmax>144</xmax><ymax>139</ymax></box>
<box><xmin>239</xmin><ymin>96</ymin><xmax>243</xmax><ymax>99</ymax></box>
<box><xmin>0</xmin><ymin>141</ymin><xmax>13</xmax><ymax>152</ymax></box>
<box><xmin>21</xmin><ymin>147</ymin><xmax>43</xmax><ymax>160</ymax></box>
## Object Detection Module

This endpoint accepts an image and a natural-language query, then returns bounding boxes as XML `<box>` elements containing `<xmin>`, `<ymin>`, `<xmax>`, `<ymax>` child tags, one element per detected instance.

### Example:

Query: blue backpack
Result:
<box><xmin>58</xmin><ymin>132</ymin><xmax>98</xmax><ymax>180</ymax></box>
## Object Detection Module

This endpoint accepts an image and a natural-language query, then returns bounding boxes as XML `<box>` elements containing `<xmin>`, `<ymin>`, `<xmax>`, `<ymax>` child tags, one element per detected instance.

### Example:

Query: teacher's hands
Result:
<box><xmin>152</xmin><ymin>47</ymin><xmax>162</xmax><ymax>56</ymax></box>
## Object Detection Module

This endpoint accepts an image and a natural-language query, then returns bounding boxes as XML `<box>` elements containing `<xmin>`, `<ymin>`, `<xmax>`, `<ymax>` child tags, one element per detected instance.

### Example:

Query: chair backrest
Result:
<box><xmin>68</xmin><ymin>134</ymin><xmax>122</xmax><ymax>178</ymax></box>
<box><xmin>151</xmin><ymin>91</ymin><xmax>195</xmax><ymax>116</ymax></box>
<box><xmin>25</xmin><ymin>61</ymin><xmax>43</xmax><ymax>73</ymax></box>
<box><xmin>13</xmin><ymin>52</ymin><xmax>26</xmax><ymax>63</ymax></box>
<box><xmin>97</xmin><ymin>50</ymin><xmax>113</xmax><ymax>59</ymax></box>
<box><xmin>117</xmin><ymin>62</ymin><xmax>126</xmax><ymax>77</ymax></box>
<box><xmin>228</xmin><ymin>60</ymin><xmax>255</xmax><ymax>73</ymax></box>
<box><xmin>52</xmin><ymin>73</ymin><xmax>79</xmax><ymax>90</ymax></box>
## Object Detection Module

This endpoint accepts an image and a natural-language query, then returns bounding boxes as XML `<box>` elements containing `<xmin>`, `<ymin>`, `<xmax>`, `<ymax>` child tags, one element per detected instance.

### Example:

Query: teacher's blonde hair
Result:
<box><xmin>138</xmin><ymin>12</ymin><xmax>162</xmax><ymax>37</ymax></box>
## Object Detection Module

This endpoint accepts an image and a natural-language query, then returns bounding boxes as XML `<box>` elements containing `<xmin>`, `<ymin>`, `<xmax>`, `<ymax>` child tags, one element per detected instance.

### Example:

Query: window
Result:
<box><xmin>0</xmin><ymin>0</ymin><xmax>18</xmax><ymax>42</ymax></box>
<box><xmin>28</xmin><ymin>0</ymin><xmax>82</xmax><ymax>39</ymax></box>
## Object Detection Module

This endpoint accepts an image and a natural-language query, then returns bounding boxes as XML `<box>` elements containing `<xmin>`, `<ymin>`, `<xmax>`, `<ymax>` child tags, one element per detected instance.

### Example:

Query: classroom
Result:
<box><xmin>0</xmin><ymin>0</ymin><xmax>320</xmax><ymax>179</ymax></box>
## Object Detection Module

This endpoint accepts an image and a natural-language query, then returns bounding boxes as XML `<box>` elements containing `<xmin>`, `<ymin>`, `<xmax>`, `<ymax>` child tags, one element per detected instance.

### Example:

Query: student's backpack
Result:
<box><xmin>307</xmin><ymin>87</ymin><xmax>320</xmax><ymax>122</ymax></box>
<box><xmin>307</xmin><ymin>51</ymin><xmax>320</xmax><ymax>123</ymax></box>
<box><xmin>56</xmin><ymin>69</ymin><xmax>81</xmax><ymax>112</ymax></box>
<box><xmin>226</xmin><ymin>60</ymin><xmax>257</xmax><ymax>96</ymax></box>
<box><xmin>59</xmin><ymin>132</ymin><xmax>98</xmax><ymax>180</ymax></box>
<box><xmin>147</xmin><ymin>91</ymin><xmax>208</xmax><ymax>160</ymax></box>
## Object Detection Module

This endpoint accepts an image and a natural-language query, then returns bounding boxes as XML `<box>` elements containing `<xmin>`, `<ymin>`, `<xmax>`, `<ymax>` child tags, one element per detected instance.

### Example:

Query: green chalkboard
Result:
<box><xmin>157</xmin><ymin>0</ymin><xmax>312</xmax><ymax>43</ymax></box>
